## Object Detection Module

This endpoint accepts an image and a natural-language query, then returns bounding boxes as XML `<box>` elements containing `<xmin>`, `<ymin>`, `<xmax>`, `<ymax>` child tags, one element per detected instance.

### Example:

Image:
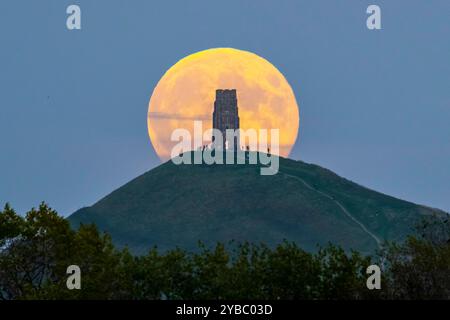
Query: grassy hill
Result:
<box><xmin>68</xmin><ymin>152</ymin><xmax>447</xmax><ymax>254</ymax></box>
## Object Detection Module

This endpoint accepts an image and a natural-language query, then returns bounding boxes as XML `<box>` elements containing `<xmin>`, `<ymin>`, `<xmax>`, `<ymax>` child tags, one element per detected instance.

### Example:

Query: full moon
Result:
<box><xmin>148</xmin><ymin>48</ymin><xmax>300</xmax><ymax>161</ymax></box>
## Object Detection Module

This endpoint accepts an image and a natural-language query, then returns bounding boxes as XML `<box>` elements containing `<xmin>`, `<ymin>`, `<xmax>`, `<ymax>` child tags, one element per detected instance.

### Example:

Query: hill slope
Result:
<box><xmin>68</xmin><ymin>153</ymin><xmax>446</xmax><ymax>254</ymax></box>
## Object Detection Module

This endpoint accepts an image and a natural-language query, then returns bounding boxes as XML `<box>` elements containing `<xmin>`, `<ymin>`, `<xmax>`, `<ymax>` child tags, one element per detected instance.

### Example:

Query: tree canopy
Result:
<box><xmin>0</xmin><ymin>203</ymin><xmax>448</xmax><ymax>300</ymax></box>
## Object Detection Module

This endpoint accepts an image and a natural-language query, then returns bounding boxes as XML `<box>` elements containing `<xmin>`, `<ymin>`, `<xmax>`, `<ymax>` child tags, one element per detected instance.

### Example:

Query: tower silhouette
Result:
<box><xmin>212</xmin><ymin>89</ymin><xmax>240</xmax><ymax>151</ymax></box>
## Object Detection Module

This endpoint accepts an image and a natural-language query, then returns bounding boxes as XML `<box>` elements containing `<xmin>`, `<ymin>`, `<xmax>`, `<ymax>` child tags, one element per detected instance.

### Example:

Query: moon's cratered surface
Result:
<box><xmin>147</xmin><ymin>48</ymin><xmax>300</xmax><ymax>161</ymax></box>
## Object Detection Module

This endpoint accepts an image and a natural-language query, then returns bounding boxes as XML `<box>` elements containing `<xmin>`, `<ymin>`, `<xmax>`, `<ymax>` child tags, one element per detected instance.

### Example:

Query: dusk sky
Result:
<box><xmin>1</xmin><ymin>0</ymin><xmax>449</xmax><ymax>215</ymax></box>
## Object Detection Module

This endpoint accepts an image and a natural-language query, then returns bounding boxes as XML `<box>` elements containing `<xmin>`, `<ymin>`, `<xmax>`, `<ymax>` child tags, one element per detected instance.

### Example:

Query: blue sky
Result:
<box><xmin>1</xmin><ymin>0</ymin><xmax>449</xmax><ymax>215</ymax></box>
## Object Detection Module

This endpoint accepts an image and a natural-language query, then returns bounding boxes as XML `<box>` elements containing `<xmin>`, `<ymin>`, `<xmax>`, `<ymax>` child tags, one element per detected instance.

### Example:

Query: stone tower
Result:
<box><xmin>212</xmin><ymin>89</ymin><xmax>240</xmax><ymax>151</ymax></box>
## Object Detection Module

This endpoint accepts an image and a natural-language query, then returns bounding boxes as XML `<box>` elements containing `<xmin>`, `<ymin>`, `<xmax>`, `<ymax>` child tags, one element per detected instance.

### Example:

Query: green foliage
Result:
<box><xmin>380</xmin><ymin>215</ymin><xmax>450</xmax><ymax>299</ymax></box>
<box><xmin>316</xmin><ymin>245</ymin><xmax>372</xmax><ymax>299</ymax></box>
<box><xmin>0</xmin><ymin>203</ymin><xmax>25</xmax><ymax>247</ymax></box>
<box><xmin>1</xmin><ymin>204</ymin><xmax>449</xmax><ymax>300</ymax></box>
<box><xmin>0</xmin><ymin>203</ymin><xmax>134</xmax><ymax>300</ymax></box>
<box><xmin>382</xmin><ymin>237</ymin><xmax>450</xmax><ymax>299</ymax></box>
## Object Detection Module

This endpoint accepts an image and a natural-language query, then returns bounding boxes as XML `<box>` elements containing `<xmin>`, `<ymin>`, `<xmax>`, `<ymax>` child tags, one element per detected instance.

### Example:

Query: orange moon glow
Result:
<box><xmin>147</xmin><ymin>48</ymin><xmax>300</xmax><ymax>161</ymax></box>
